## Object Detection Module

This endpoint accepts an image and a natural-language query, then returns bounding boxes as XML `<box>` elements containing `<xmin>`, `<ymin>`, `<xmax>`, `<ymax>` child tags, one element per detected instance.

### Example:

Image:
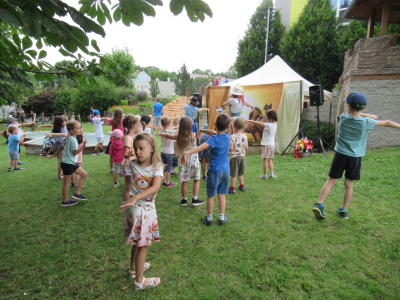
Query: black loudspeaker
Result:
<box><xmin>192</xmin><ymin>93</ymin><xmax>202</xmax><ymax>108</ymax></box>
<box><xmin>309</xmin><ymin>85</ymin><xmax>324</xmax><ymax>106</ymax></box>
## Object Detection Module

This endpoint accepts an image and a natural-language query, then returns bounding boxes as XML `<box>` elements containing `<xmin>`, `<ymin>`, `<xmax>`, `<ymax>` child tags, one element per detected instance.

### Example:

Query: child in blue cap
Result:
<box><xmin>313</xmin><ymin>92</ymin><xmax>400</xmax><ymax>219</ymax></box>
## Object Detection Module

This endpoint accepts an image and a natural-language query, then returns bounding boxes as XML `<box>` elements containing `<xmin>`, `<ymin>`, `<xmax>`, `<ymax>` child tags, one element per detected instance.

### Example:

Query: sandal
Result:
<box><xmin>134</xmin><ymin>277</ymin><xmax>160</xmax><ymax>290</ymax></box>
<box><xmin>57</xmin><ymin>175</ymin><xmax>64</xmax><ymax>180</ymax></box>
<box><xmin>129</xmin><ymin>262</ymin><xmax>150</xmax><ymax>278</ymax></box>
<box><xmin>259</xmin><ymin>175</ymin><xmax>268</xmax><ymax>179</ymax></box>
<box><xmin>270</xmin><ymin>174</ymin><xmax>278</xmax><ymax>178</ymax></box>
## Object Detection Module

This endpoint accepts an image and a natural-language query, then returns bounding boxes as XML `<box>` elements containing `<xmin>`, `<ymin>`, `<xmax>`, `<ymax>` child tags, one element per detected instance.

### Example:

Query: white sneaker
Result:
<box><xmin>113</xmin><ymin>183</ymin><xmax>119</xmax><ymax>188</ymax></box>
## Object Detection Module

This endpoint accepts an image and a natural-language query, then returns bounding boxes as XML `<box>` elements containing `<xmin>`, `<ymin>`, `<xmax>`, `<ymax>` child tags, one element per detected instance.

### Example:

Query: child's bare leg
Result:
<box><xmin>318</xmin><ymin>177</ymin><xmax>337</xmax><ymax>204</ymax></box>
<box><xmin>181</xmin><ymin>181</ymin><xmax>189</xmax><ymax>198</ymax></box>
<box><xmin>201</xmin><ymin>158</ymin><xmax>207</xmax><ymax>177</ymax></box>
<box><xmin>62</xmin><ymin>175</ymin><xmax>72</xmax><ymax>201</ymax></box>
<box><xmin>130</xmin><ymin>245</ymin><xmax>139</xmax><ymax>271</ymax></box>
<box><xmin>238</xmin><ymin>175</ymin><xmax>244</xmax><ymax>186</ymax></box>
<box><xmin>268</xmin><ymin>158</ymin><xmax>274</xmax><ymax>174</ymax></box>
<box><xmin>230</xmin><ymin>176</ymin><xmax>237</xmax><ymax>187</ymax></box>
<box><xmin>100</xmin><ymin>143</ymin><xmax>103</xmax><ymax>151</ymax></box>
<box><xmin>207</xmin><ymin>195</ymin><xmax>214</xmax><ymax>215</ymax></box>
<box><xmin>193</xmin><ymin>180</ymin><xmax>200</xmax><ymax>197</ymax></box>
<box><xmin>164</xmin><ymin>171</ymin><xmax>170</xmax><ymax>184</ymax></box>
<box><xmin>218</xmin><ymin>194</ymin><xmax>226</xmax><ymax>214</ymax></box>
<box><xmin>57</xmin><ymin>154</ymin><xmax>62</xmax><ymax>177</ymax></box>
<box><xmin>342</xmin><ymin>178</ymin><xmax>353</xmax><ymax>209</ymax></box>
<box><xmin>95</xmin><ymin>143</ymin><xmax>100</xmax><ymax>152</ymax></box>
<box><xmin>14</xmin><ymin>158</ymin><xmax>19</xmax><ymax>167</ymax></box>
<box><xmin>113</xmin><ymin>172</ymin><xmax>118</xmax><ymax>183</ymax></box>
<box><xmin>135</xmin><ymin>246</ymin><xmax>159</xmax><ymax>287</ymax></box>
<box><xmin>263</xmin><ymin>158</ymin><xmax>269</xmax><ymax>174</ymax></box>
<box><xmin>9</xmin><ymin>160</ymin><xmax>13</xmax><ymax>168</ymax></box>
<box><xmin>74</xmin><ymin>163</ymin><xmax>82</xmax><ymax>185</ymax></box>
<box><xmin>124</xmin><ymin>176</ymin><xmax>132</xmax><ymax>202</ymax></box>
<box><xmin>74</xmin><ymin>168</ymin><xmax>87</xmax><ymax>194</ymax></box>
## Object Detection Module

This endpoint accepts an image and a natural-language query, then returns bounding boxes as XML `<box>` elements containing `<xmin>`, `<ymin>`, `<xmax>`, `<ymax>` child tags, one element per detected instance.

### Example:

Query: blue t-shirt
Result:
<box><xmin>184</xmin><ymin>104</ymin><xmax>199</xmax><ymax>119</ymax></box>
<box><xmin>153</xmin><ymin>103</ymin><xmax>163</xmax><ymax>117</ymax></box>
<box><xmin>334</xmin><ymin>113</ymin><xmax>378</xmax><ymax>157</ymax></box>
<box><xmin>8</xmin><ymin>134</ymin><xmax>20</xmax><ymax>151</ymax></box>
<box><xmin>206</xmin><ymin>132</ymin><xmax>230</xmax><ymax>173</ymax></box>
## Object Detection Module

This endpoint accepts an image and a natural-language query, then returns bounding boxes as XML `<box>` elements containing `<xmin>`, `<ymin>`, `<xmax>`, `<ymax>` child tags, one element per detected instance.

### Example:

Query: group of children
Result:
<box><xmin>6</xmin><ymin>90</ymin><xmax>399</xmax><ymax>290</ymax></box>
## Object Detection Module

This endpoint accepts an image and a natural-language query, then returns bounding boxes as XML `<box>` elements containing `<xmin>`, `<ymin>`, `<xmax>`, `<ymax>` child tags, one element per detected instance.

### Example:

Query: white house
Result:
<box><xmin>133</xmin><ymin>71</ymin><xmax>175</xmax><ymax>97</ymax></box>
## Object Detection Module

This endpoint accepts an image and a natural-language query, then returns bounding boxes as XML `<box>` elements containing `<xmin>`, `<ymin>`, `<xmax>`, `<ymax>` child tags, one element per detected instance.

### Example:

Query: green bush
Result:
<box><xmin>138</xmin><ymin>107</ymin><xmax>153</xmax><ymax>117</ymax></box>
<box><xmin>160</xmin><ymin>95</ymin><xmax>177</xmax><ymax>106</ymax></box>
<box><xmin>138</xmin><ymin>101</ymin><xmax>153</xmax><ymax>108</ymax></box>
<box><xmin>115</xmin><ymin>87</ymin><xmax>135</xmax><ymax>103</ymax></box>
<box><xmin>23</xmin><ymin>90</ymin><xmax>55</xmax><ymax>114</ymax></box>
<box><xmin>70</xmin><ymin>78</ymin><xmax>120</xmax><ymax>120</ymax></box>
<box><xmin>137</xmin><ymin>91</ymin><xmax>147</xmax><ymax>101</ymax></box>
<box><xmin>107</xmin><ymin>105</ymin><xmax>139</xmax><ymax>114</ymax></box>
<box><xmin>120</xmin><ymin>99</ymin><xmax>129</xmax><ymax>106</ymax></box>
<box><xmin>53</xmin><ymin>88</ymin><xmax>76</xmax><ymax>113</ymax></box>
<box><xmin>301</xmin><ymin>120</ymin><xmax>336</xmax><ymax>151</ymax></box>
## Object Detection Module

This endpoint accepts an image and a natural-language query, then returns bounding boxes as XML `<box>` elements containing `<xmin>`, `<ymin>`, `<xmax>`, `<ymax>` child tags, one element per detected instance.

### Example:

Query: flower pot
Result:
<box><xmin>301</xmin><ymin>151</ymin><xmax>309</xmax><ymax>158</ymax></box>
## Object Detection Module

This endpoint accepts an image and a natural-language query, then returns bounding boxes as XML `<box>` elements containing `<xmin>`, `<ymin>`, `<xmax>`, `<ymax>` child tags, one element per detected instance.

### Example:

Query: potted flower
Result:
<box><xmin>296</xmin><ymin>138</ymin><xmax>313</xmax><ymax>158</ymax></box>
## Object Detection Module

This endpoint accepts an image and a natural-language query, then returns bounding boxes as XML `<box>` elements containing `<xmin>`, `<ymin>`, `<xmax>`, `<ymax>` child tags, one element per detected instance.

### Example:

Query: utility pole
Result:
<box><xmin>264</xmin><ymin>7</ymin><xmax>276</xmax><ymax>64</ymax></box>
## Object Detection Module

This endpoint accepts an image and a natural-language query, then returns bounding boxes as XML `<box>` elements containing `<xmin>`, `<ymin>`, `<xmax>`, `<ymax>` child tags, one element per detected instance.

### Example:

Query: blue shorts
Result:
<box><xmin>161</xmin><ymin>153</ymin><xmax>174</xmax><ymax>172</ymax></box>
<box><xmin>8</xmin><ymin>150</ymin><xmax>19</xmax><ymax>160</ymax></box>
<box><xmin>206</xmin><ymin>170</ymin><xmax>230</xmax><ymax>196</ymax></box>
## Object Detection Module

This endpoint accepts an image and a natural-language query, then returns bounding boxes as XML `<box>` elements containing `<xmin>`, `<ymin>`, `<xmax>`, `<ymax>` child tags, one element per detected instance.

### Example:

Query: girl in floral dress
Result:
<box><xmin>157</xmin><ymin>116</ymin><xmax>204</xmax><ymax>207</ymax></box>
<box><xmin>120</xmin><ymin>132</ymin><xmax>163</xmax><ymax>290</ymax></box>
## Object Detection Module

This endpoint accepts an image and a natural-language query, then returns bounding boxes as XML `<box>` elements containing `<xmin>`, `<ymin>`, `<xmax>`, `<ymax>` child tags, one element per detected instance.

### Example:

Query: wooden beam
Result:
<box><xmin>380</xmin><ymin>0</ymin><xmax>390</xmax><ymax>36</ymax></box>
<box><xmin>367</xmin><ymin>7</ymin><xmax>376</xmax><ymax>38</ymax></box>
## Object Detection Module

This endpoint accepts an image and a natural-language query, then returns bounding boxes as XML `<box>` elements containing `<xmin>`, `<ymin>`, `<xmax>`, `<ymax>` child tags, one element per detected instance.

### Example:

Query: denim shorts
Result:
<box><xmin>206</xmin><ymin>170</ymin><xmax>230</xmax><ymax>196</ymax></box>
<box><xmin>8</xmin><ymin>150</ymin><xmax>19</xmax><ymax>160</ymax></box>
<box><xmin>161</xmin><ymin>153</ymin><xmax>174</xmax><ymax>172</ymax></box>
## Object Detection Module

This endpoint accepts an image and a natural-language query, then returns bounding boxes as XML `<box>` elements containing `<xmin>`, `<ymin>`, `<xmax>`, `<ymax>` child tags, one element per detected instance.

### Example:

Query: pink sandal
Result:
<box><xmin>134</xmin><ymin>277</ymin><xmax>160</xmax><ymax>290</ymax></box>
<box><xmin>129</xmin><ymin>262</ymin><xmax>150</xmax><ymax>278</ymax></box>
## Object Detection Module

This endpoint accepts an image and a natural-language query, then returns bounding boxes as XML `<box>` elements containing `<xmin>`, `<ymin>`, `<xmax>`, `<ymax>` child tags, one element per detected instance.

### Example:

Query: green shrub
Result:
<box><xmin>70</xmin><ymin>78</ymin><xmax>120</xmax><ymax>120</ymax></box>
<box><xmin>120</xmin><ymin>99</ymin><xmax>129</xmax><ymax>106</ymax></box>
<box><xmin>301</xmin><ymin>120</ymin><xmax>336</xmax><ymax>151</ymax></box>
<box><xmin>23</xmin><ymin>90</ymin><xmax>55</xmax><ymax>114</ymax></box>
<box><xmin>137</xmin><ymin>91</ymin><xmax>147</xmax><ymax>101</ymax></box>
<box><xmin>138</xmin><ymin>101</ymin><xmax>153</xmax><ymax>108</ymax></box>
<box><xmin>160</xmin><ymin>95</ymin><xmax>177</xmax><ymax>106</ymax></box>
<box><xmin>138</xmin><ymin>107</ymin><xmax>153</xmax><ymax>116</ymax></box>
<box><xmin>108</xmin><ymin>105</ymin><xmax>139</xmax><ymax>114</ymax></box>
<box><xmin>53</xmin><ymin>88</ymin><xmax>76</xmax><ymax>113</ymax></box>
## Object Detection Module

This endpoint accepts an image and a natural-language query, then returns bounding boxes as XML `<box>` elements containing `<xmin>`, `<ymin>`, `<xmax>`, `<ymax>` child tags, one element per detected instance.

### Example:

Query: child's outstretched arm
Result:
<box><xmin>72</xmin><ymin>140</ymin><xmax>87</xmax><ymax>156</ymax></box>
<box><xmin>120</xmin><ymin>175</ymin><xmax>162</xmax><ymax>212</ymax></box>
<box><xmin>375</xmin><ymin>120</ymin><xmax>400</xmax><ymax>128</ymax></box>
<box><xmin>360</xmin><ymin>113</ymin><xmax>378</xmax><ymax>120</ymax></box>
<box><xmin>45</xmin><ymin>132</ymin><xmax>68</xmax><ymax>138</ymax></box>
<box><xmin>181</xmin><ymin>143</ymin><xmax>209</xmax><ymax>164</ymax></box>
<box><xmin>199</xmin><ymin>129</ymin><xmax>217</xmax><ymax>135</ymax></box>
<box><xmin>37</xmin><ymin>124</ymin><xmax>53</xmax><ymax>130</ymax></box>
<box><xmin>198</xmin><ymin>108</ymin><xmax>210</xmax><ymax>113</ymax></box>
<box><xmin>156</xmin><ymin>133</ymin><xmax>177</xmax><ymax>140</ymax></box>
<box><xmin>47</xmin><ymin>145</ymin><xmax>64</xmax><ymax>159</ymax></box>
<box><xmin>246</xmin><ymin>120</ymin><xmax>265</xmax><ymax>127</ymax></box>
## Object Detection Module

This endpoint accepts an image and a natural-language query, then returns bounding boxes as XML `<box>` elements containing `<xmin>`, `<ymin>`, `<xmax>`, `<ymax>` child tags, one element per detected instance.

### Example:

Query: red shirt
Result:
<box><xmin>108</xmin><ymin>119</ymin><xmax>124</xmax><ymax>141</ymax></box>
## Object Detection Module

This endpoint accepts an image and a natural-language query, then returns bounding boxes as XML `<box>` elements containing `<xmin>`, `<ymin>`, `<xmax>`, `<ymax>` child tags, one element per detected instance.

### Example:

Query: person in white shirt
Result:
<box><xmin>92</xmin><ymin>110</ymin><xmax>106</xmax><ymax>155</ymax></box>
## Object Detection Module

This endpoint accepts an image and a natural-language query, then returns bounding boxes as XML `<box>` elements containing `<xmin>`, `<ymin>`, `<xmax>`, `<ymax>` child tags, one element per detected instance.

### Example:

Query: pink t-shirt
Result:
<box><xmin>108</xmin><ymin>119</ymin><xmax>124</xmax><ymax>141</ymax></box>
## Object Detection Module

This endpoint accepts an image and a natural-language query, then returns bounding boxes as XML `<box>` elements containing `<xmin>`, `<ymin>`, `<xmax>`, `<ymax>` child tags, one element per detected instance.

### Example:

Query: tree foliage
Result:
<box><xmin>280</xmin><ymin>0</ymin><xmax>341</xmax><ymax>90</ymax></box>
<box><xmin>23</xmin><ymin>90</ymin><xmax>55</xmax><ymax>114</ymax></box>
<box><xmin>102</xmin><ymin>47</ymin><xmax>136</xmax><ymax>87</ymax></box>
<box><xmin>174</xmin><ymin>63</ymin><xmax>192</xmax><ymax>96</ymax></box>
<box><xmin>0</xmin><ymin>0</ymin><xmax>212</xmax><ymax>104</ymax></box>
<box><xmin>235</xmin><ymin>0</ymin><xmax>285</xmax><ymax>77</ymax></box>
<box><xmin>149</xmin><ymin>74</ymin><xmax>160</xmax><ymax>98</ymax></box>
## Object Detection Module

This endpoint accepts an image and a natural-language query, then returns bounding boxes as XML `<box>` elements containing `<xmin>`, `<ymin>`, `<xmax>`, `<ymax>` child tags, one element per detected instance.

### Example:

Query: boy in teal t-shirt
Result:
<box><xmin>313</xmin><ymin>92</ymin><xmax>400</xmax><ymax>219</ymax></box>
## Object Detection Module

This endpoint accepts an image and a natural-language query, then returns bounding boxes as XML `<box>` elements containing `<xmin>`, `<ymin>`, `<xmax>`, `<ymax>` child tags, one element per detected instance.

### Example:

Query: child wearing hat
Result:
<box><xmin>7</xmin><ymin>125</ymin><xmax>27</xmax><ymax>171</ymax></box>
<box><xmin>109</xmin><ymin>129</ymin><xmax>124</xmax><ymax>188</ymax></box>
<box><xmin>92</xmin><ymin>110</ymin><xmax>106</xmax><ymax>156</ymax></box>
<box><xmin>313</xmin><ymin>92</ymin><xmax>400</xmax><ymax>220</ymax></box>
<box><xmin>184</xmin><ymin>97</ymin><xmax>209</xmax><ymax>133</ymax></box>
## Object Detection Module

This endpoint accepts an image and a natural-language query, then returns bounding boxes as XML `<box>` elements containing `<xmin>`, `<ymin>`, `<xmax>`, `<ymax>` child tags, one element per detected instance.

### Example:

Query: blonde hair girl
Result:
<box><xmin>122</xmin><ymin>114</ymin><xmax>142</xmax><ymax>203</ymax></box>
<box><xmin>120</xmin><ymin>132</ymin><xmax>163</xmax><ymax>290</ymax></box>
<box><xmin>48</xmin><ymin>120</ymin><xmax>88</xmax><ymax>206</ymax></box>
<box><xmin>157</xmin><ymin>116</ymin><xmax>204</xmax><ymax>207</ymax></box>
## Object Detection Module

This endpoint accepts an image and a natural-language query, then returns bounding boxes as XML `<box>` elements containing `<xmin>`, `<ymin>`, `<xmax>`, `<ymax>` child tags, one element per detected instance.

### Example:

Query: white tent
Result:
<box><xmin>222</xmin><ymin>55</ymin><xmax>333</xmax><ymax>154</ymax></box>
<box><xmin>223</xmin><ymin>55</ymin><xmax>333</xmax><ymax>102</ymax></box>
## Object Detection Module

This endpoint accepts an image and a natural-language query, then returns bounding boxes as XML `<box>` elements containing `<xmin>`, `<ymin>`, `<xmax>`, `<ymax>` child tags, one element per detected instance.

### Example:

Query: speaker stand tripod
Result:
<box><xmin>314</xmin><ymin>105</ymin><xmax>333</xmax><ymax>158</ymax></box>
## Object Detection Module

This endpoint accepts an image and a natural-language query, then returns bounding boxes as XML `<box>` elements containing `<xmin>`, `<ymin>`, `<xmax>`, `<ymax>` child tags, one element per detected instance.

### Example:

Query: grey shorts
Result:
<box><xmin>261</xmin><ymin>145</ymin><xmax>275</xmax><ymax>158</ymax></box>
<box><xmin>8</xmin><ymin>150</ymin><xmax>19</xmax><ymax>160</ymax></box>
<box><xmin>230</xmin><ymin>156</ymin><xmax>246</xmax><ymax>177</ymax></box>
<box><xmin>96</xmin><ymin>137</ymin><xmax>104</xmax><ymax>144</ymax></box>
<box><xmin>152</xmin><ymin>116</ymin><xmax>162</xmax><ymax>126</ymax></box>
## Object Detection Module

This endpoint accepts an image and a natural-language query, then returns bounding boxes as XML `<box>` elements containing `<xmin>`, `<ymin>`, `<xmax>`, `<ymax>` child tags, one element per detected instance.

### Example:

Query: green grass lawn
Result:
<box><xmin>1</xmin><ymin>123</ymin><xmax>400</xmax><ymax>299</ymax></box>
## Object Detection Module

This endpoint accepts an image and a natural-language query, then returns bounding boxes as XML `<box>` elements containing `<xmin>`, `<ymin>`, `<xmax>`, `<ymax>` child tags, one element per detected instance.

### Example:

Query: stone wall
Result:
<box><xmin>336</xmin><ymin>36</ymin><xmax>400</xmax><ymax>149</ymax></box>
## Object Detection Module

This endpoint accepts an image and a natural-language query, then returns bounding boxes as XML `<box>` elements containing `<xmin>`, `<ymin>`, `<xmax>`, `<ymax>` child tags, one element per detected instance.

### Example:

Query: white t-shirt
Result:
<box><xmin>261</xmin><ymin>122</ymin><xmax>277</xmax><ymax>146</ymax></box>
<box><xmin>129</xmin><ymin>161</ymin><xmax>164</xmax><ymax>202</ymax></box>
<box><xmin>160</xmin><ymin>129</ymin><xmax>176</xmax><ymax>154</ymax></box>
<box><xmin>144</xmin><ymin>127</ymin><xmax>152</xmax><ymax>134</ymax></box>
<box><xmin>228</xmin><ymin>98</ymin><xmax>244</xmax><ymax>114</ymax></box>
<box><xmin>92</xmin><ymin>116</ymin><xmax>104</xmax><ymax>138</ymax></box>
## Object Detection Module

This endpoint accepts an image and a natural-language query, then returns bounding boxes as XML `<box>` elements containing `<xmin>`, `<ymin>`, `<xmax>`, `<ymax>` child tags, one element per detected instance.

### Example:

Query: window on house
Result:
<box><xmin>145</xmin><ymin>85</ymin><xmax>148</xmax><ymax>90</ymax></box>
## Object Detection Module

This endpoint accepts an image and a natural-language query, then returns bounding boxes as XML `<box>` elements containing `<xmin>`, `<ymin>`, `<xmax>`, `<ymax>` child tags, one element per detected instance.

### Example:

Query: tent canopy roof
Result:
<box><xmin>224</xmin><ymin>56</ymin><xmax>333</xmax><ymax>102</ymax></box>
